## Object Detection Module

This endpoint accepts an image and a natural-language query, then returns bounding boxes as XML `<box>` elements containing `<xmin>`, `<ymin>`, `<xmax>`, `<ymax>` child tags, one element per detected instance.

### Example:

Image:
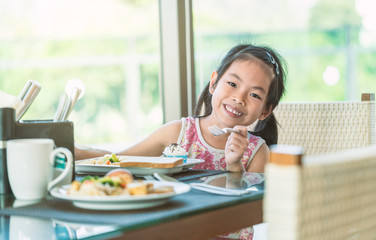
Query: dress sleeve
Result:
<box><xmin>176</xmin><ymin>117</ymin><xmax>187</xmax><ymax>144</ymax></box>
<box><xmin>245</xmin><ymin>135</ymin><xmax>265</xmax><ymax>169</ymax></box>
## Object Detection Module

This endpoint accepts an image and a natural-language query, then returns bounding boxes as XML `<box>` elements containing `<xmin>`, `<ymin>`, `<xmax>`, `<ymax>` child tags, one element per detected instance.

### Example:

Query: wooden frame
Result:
<box><xmin>108</xmin><ymin>199</ymin><xmax>263</xmax><ymax>240</ymax></box>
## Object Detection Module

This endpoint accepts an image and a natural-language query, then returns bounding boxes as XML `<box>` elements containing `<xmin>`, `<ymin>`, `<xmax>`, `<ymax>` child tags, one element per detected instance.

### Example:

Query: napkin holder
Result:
<box><xmin>0</xmin><ymin>108</ymin><xmax>75</xmax><ymax>195</ymax></box>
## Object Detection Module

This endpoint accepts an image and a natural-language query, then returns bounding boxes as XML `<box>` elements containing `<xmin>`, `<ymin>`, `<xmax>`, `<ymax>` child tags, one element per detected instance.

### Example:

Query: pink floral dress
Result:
<box><xmin>177</xmin><ymin>116</ymin><xmax>265</xmax><ymax>240</ymax></box>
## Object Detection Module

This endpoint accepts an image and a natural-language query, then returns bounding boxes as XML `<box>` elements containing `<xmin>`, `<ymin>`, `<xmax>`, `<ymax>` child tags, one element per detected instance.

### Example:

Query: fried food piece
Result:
<box><xmin>150</xmin><ymin>186</ymin><xmax>174</xmax><ymax>194</ymax></box>
<box><xmin>128</xmin><ymin>181</ymin><xmax>148</xmax><ymax>195</ymax></box>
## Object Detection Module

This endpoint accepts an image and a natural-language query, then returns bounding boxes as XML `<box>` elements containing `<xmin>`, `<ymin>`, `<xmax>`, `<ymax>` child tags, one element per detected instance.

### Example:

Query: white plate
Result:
<box><xmin>50</xmin><ymin>181</ymin><xmax>191</xmax><ymax>210</ymax></box>
<box><xmin>75</xmin><ymin>158</ymin><xmax>204</xmax><ymax>176</ymax></box>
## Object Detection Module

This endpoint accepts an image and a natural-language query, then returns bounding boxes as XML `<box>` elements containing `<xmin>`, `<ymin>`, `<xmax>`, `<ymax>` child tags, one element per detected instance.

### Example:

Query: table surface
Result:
<box><xmin>0</xmin><ymin>170</ymin><xmax>264</xmax><ymax>240</ymax></box>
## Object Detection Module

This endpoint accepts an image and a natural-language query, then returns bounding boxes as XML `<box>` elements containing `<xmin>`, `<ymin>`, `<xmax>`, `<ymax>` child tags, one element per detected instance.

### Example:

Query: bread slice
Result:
<box><xmin>119</xmin><ymin>156</ymin><xmax>184</xmax><ymax>169</ymax></box>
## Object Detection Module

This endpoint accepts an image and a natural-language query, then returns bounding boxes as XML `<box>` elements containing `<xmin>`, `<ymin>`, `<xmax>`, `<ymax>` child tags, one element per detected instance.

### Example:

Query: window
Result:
<box><xmin>192</xmin><ymin>0</ymin><xmax>376</xmax><ymax>102</ymax></box>
<box><xmin>2</xmin><ymin>0</ymin><xmax>375</xmax><ymax>146</ymax></box>
<box><xmin>0</xmin><ymin>0</ymin><xmax>162</xmax><ymax>145</ymax></box>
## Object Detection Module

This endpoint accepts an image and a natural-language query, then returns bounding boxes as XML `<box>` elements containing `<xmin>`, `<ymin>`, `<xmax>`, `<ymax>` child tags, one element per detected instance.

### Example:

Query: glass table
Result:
<box><xmin>0</xmin><ymin>170</ymin><xmax>264</xmax><ymax>239</ymax></box>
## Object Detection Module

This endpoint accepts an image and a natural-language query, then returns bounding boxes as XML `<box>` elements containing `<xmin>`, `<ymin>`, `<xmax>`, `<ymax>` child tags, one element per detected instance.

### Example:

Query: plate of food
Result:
<box><xmin>75</xmin><ymin>154</ymin><xmax>204</xmax><ymax>176</ymax></box>
<box><xmin>50</xmin><ymin>169</ymin><xmax>191</xmax><ymax>210</ymax></box>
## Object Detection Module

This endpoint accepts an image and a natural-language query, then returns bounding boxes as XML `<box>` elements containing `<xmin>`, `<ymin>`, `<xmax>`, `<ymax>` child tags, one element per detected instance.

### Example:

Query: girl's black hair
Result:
<box><xmin>193</xmin><ymin>44</ymin><xmax>286</xmax><ymax>146</ymax></box>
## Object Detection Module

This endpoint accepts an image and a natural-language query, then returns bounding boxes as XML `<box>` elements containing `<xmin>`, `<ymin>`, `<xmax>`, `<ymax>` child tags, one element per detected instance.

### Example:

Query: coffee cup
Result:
<box><xmin>6</xmin><ymin>138</ymin><xmax>73</xmax><ymax>200</ymax></box>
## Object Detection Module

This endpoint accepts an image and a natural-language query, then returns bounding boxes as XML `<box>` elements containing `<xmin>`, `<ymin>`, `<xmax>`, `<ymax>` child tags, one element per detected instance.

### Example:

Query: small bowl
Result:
<box><xmin>164</xmin><ymin>154</ymin><xmax>188</xmax><ymax>164</ymax></box>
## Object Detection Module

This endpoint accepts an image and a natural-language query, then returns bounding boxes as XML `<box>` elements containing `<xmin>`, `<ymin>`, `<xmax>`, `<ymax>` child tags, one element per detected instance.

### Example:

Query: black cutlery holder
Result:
<box><xmin>0</xmin><ymin>108</ymin><xmax>75</xmax><ymax>195</ymax></box>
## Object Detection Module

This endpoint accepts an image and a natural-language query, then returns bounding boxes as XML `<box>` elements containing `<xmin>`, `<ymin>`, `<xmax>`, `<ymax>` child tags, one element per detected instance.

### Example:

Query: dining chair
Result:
<box><xmin>264</xmin><ymin>144</ymin><xmax>376</xmax><ymax>240</ymax></box>
<box><xmin>273</xmin><ymin>93</ymin><xmax>376</xmax><ymax>155</ymax></box>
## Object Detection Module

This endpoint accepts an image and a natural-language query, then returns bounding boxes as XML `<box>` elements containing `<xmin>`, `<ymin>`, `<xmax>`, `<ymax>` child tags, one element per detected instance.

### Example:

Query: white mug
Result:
<box><xmin>6</xmin><ymin>138</ymin><xmax>73</xmax><ymax>200</ymax></box>
<box><xmin>53</xmin><ymin>152</ymin><xmax>73</xmax><ymax>187</ymax></box>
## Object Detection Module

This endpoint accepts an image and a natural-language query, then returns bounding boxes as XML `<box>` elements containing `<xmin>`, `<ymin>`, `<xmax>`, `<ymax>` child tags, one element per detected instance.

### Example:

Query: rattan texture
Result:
<box><xmin>264</xmin><ymin>148</ymin><xmax>376</xmax><ymax>240</ymax></box>
<box><xmin>274</xmin><ymin>100</ymin><xmax>376</xmax><ymax>155</ymax></box>
<box><xmin>298</xmin><ymin>158</ymin><xmax>376</xmax><ymax>240</ymax></box>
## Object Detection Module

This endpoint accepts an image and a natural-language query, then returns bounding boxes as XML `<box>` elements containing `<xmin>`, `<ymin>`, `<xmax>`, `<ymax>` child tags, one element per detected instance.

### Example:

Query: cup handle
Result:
<box><xmin>47</xmin><ymin>147</ymin><xmax>73</xmax><ymax>191</ymax></box>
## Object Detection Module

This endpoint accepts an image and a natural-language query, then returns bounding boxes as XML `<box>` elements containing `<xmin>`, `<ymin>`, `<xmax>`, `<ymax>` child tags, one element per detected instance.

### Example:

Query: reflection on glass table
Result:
<box><xmin>1</xmin><ymin>198</ymin><xmax>118</xmax><ymax>240</ymax></box>
<box><xmin>198</xmin><ymin>172</ymin><xmax>264</xmax><ymax>190</ymax></box>
<box><xmin>186</xmin><ymin>172</ymin><xmax>264</xmax><ymax>195</ymax></box>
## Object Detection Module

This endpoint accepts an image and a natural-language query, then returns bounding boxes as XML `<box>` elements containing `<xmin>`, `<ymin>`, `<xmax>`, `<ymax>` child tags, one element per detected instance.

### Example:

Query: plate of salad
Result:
<box><xmin>50</xmin><ymin>169</ymin><xmax>191</xmax><ymax>210</ymax></box>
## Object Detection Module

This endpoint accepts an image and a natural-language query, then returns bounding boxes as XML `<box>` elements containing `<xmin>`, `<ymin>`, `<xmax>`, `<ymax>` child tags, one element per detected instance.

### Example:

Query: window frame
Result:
<box><xmin>159</xmin><ymin>0</ymin><xmax>196</xmax><ymax>123</ymax></box>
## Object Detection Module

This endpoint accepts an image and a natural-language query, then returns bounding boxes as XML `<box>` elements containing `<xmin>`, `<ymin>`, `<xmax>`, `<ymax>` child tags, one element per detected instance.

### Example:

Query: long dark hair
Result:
<box><xmin>193</xmin><ymin>44</ymin><xmax>286</xmax><ymax>146</ymax></box>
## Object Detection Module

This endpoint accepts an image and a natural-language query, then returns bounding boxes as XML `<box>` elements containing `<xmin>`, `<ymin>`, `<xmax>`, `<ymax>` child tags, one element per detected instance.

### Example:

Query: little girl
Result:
<box><xmin>76</xmin><ymin>43</ymin><xmax>286</xmax><ymax>239</ymax></box>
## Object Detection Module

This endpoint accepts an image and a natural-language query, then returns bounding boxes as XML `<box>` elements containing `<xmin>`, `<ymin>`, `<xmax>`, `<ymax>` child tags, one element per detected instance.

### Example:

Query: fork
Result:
<box><xmin>208</xmin><ymin>125</ymin><xmax>240</xmax><ymax>136</ymax></box>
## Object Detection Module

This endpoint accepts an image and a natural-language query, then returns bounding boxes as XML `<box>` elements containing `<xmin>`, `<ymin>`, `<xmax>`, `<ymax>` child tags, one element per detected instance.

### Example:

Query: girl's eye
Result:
<box><xmin>227</xmin><ymin>82</ymin><xmax>236</xmax><ymax>88</ymax></box>
<box><xmin>250</xmin><ymin>93</ymin><xmax>261</xmax><ymax>100</ymax></box>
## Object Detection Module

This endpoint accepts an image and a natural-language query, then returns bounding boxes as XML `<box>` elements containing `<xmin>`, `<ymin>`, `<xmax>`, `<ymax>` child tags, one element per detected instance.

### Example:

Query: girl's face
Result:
<box><xmin>209</xmin><ymin>59</ymin><xmax>273</xmax><ymax>128</ymax></box>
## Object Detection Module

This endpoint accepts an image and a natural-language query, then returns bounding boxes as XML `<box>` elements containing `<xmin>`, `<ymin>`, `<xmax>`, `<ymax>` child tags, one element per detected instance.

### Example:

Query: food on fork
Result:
<box><xmin>67</xmin><ymin>169</ymin><xmax>174</xmax><ymax>196</ymax></box>
<box><xmin>163</xmin><ymin>143</ymin><xmax>188</xmax><ymax>163</ymax></box>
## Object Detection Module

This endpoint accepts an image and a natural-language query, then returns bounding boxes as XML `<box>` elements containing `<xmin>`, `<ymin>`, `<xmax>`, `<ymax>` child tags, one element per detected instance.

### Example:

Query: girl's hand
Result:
<box><xmin>74</xmin><ymin>145</ymin><xmax>111</xmax><ymax>160</ymax></box>
<box><xmin>225</xmin><ymin>125</ymin><xmax>249</xmax><ymax>172</ymax></box>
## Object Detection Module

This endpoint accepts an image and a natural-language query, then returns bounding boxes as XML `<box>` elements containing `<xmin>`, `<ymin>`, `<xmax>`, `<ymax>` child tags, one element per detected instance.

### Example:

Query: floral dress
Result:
<box><xmin>176</xmin><ymin>116</ymin><xmax>265</xmax><ymax>240</ymax></box>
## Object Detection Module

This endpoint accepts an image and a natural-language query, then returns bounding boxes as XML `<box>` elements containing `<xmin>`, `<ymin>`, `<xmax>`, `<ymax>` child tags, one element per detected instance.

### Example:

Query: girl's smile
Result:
<box><xmin>224</xmin><ymin>104</ymin><xmax>243</xmax><ymax>117</ymax></box>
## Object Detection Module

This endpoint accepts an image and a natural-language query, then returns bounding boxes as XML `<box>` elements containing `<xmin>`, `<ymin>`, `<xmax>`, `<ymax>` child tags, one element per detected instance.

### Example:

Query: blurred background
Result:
<box><xmin>0</xmin><ymin>0</ymin><xmax>375</xmax><ymax>147</ymax></box>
